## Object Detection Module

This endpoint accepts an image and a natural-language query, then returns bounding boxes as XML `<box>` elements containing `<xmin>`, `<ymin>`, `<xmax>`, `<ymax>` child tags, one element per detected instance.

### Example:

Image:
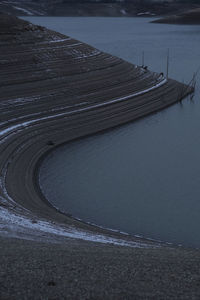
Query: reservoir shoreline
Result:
<box><xmin>0</xmin><ymin>14</ymin><xmax>193</xmax><ymax>243</ymax></box>
<box><xmin>2</xmin><ymin>14</ymin><xmax>200</xmax><ymax>299</ymax></box>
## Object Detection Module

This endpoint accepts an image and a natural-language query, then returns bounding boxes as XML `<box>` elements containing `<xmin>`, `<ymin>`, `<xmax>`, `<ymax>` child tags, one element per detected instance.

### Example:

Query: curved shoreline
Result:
<box><xmin>35</xmin><ymin>118</ymin><xmax>175</xmax><ymax>248</ymax></box>
<box><xmin>4</xmin><ymin>77</ymin><xmax>193</xmax><ymax>246</ymax></box>
<box><xmin>2</xmin><ymin>15</ymin><xmax>200</xmax><ymax>300</ymax></box>
<box><xmin>0</xmin><ymin>14</ymin><xmax>194</xmax><ymax>247</ymax></box>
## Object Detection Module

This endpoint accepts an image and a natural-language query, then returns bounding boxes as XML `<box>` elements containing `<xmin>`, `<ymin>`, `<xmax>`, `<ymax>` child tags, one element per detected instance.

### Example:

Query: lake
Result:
<box><xmin>24</xmin><ymin>17</ymin><xmax>200</xmax><ymax>247</ymax></box>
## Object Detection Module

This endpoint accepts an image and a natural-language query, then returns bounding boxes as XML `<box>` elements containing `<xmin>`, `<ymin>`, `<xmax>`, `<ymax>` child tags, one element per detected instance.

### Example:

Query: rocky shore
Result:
<box><xmin>0</xmin><ymin>14</ymin><xmax>199</xmax><ymax>299</ymax></box>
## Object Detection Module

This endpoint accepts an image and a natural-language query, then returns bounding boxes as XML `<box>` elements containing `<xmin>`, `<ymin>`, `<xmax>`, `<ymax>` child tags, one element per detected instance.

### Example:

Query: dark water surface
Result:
<box><xmin>25</xmin><ymin>17</ymin><xmax>200</xmax><ymax>247</ymax></box>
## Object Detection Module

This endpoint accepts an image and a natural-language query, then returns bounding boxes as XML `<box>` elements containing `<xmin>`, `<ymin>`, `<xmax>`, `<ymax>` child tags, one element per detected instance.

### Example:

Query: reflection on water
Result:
<box><xmin>28</xmin><ymin>17</ymin><xmax>200</xmax><ymax>247</ymax></box>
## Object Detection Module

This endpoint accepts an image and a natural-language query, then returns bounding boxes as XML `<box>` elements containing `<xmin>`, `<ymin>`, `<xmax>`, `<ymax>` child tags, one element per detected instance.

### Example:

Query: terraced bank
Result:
<box><xmin>0</xmin><ymin>14</ymin><xmax>192</xmax><ymax>242</ymax></box>
<box><xmin>2</xmin><ymin>13</ymin><xmax>200</xmax><ymax>300</ymax></box>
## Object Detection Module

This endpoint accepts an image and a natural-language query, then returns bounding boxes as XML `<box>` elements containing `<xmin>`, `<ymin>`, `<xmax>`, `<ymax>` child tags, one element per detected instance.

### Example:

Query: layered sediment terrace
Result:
<box><xmin>0</xmin><ymin>14</ymin><xmax>193</xmax><ymax>244</ymax></box>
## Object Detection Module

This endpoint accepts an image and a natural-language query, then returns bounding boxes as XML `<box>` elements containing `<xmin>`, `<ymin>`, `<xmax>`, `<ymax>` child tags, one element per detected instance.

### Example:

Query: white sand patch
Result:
<box><xmin>0</xmin><ymin>206</ymin><xmax>153</xmax><ymax>247</ymax></box>
<box><xmin>12</xmin><ymin>6</ymin><xmax>34</xmax><ymax>16</ymax></box>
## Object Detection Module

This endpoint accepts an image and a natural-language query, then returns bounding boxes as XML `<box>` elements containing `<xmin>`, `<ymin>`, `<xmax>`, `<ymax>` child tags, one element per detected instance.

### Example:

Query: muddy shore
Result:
<box><xmin>0</xmin><ymin>14</ymin><xmax>199</xmax><ymax>299</ymax></box>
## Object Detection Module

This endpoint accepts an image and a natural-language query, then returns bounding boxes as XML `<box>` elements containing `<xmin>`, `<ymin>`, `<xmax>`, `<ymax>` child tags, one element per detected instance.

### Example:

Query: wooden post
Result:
<box><xmin>142</xmin><ymin>51</ymin><xmax>144</xmax><ymax>67</ymax></box>
<box><xmin>166</xmin><ymin>48</ymin><xmax>169</xmax><ymax>80</ymax></box>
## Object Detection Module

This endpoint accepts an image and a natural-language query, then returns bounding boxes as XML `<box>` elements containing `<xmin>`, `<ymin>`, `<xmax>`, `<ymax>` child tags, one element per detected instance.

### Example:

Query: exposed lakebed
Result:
<box><xmin>24</xmin><ymin>17</ymin><xmax>200</xmax><ymax>247</ymax></box>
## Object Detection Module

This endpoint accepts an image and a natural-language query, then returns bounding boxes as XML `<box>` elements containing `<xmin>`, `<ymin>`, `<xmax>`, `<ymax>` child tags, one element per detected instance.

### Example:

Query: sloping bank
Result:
<box><xmin>2</xmin><ymin>13</ymin><xmax>200</xmax><ymax>300</ymax></box>
<box><xmin>0</xmin><ymin>14</ymin><xmax>193</xmax><ymax>245</ymax></box>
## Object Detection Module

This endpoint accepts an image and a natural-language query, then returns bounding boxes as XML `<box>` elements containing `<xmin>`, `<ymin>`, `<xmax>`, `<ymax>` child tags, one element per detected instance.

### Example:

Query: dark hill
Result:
<box><xmin>0</xmin><ymin>0</ymin><xmax>200</xmax><ymax>17</ymax></box>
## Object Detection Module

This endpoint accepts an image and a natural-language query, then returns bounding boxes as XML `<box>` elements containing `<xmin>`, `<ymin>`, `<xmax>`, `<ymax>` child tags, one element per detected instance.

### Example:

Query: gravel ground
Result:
<box><xmin>1</xmin><ymin>237</ymin><xmax>200</xmax><ymax>299</ymax></box>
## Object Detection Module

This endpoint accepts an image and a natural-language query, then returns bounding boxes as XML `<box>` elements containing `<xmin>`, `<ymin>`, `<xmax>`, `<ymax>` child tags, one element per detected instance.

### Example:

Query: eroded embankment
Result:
<box><xmin>0</xmin><ymin>14</ymin><xmax>193</xmax><ymax>246</ymax></box>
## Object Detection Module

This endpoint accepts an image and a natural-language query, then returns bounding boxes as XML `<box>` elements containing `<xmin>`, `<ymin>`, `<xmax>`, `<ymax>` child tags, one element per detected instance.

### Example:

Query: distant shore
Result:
<box><xmin>152</xmin><ymin>8</ymin><xmax>200</xmax><ymax>25</ymax></box>
<box><xmin>1</xmin><ymin>0</ymin><xmax>200</xmax><ymax>18</ymax></box>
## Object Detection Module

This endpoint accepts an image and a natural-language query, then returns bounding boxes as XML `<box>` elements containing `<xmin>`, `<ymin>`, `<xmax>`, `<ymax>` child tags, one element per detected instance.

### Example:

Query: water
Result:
<box><xmin>25</xmin><ymin>17</ymin><xmax>200</xmax><ymax>247</ymax></box>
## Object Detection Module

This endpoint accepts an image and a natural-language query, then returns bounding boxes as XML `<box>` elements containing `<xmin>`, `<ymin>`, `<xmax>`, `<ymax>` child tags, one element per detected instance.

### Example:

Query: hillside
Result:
<box><xmin>0</xmin><ymin>0</ymin><xmax>199</xmax><ymax>17</ymax></box>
